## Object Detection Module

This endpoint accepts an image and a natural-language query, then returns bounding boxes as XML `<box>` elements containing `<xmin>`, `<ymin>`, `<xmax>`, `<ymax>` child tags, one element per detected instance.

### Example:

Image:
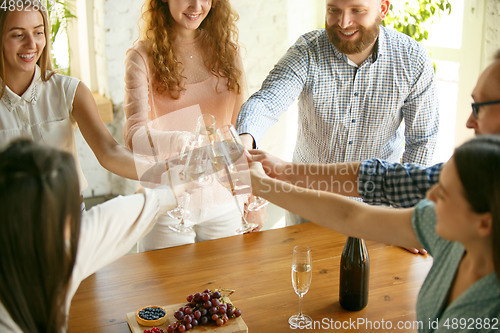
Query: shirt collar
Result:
<box><xmin>1</xmin><ymin>65</ymin><xmax>41</xmax><ymax>111</ymax></box>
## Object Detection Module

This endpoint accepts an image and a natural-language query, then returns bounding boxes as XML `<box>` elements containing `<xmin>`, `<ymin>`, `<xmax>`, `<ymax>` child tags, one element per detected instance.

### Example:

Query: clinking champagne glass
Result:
<box><xmin>180</xmin><ymin>114</ymin><xmax>216</xmax><ymax>185</ymax></box>
<box><xmin>214</xmin><ymin>125</ymin><xmax>258</xmax><ymax>234</ymax></box>
<box><xmin>167</xmin><ymin>191</ymin><xmax>192</xmax><ymax>233</ymax></box>
<box><xmin>289</xmin><ymin>245</ymin><xmax>313</xmax><ymax>328</ymax></box>
<box><xmin>165</xmin><ymin>152</ymin><xmax>195</xmax><ymax>233</ymax></box>
<box><xmin>196</xmin><ymin>114</ymin><xmax>217</xmax><ymax>144</ymax></box>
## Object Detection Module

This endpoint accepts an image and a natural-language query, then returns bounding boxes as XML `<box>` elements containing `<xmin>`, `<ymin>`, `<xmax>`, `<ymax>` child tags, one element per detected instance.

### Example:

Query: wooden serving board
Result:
<box><xmin>126</xmin><ymin>301</ymin><xmax>248</xmax><ymax>333</ymax></box>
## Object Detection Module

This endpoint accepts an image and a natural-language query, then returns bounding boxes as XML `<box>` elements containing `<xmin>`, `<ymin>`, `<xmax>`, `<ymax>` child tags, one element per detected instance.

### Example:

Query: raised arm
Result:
<box><xmin>248</xmin><ymin>150</ymin><xmax>360</xmax><ymax>197</ymax></box>
<box><xmin>123</xmin><ymin>46</ymin><xmax>152</xmax><ymax>149</ymax></box>
<box><xmin>249</xmin><ymin>150</ymin><xmax>443</xmax><ymax>209</ymax></box>
<box><xmin>249</xmin><ymin>161</ymin><xmax>421</xmax><ymax>249</ymax></box>
<box><xmin>72</xmin><ymin>82</ymin><xmax>141</xmax><ymax>180</ymax></box>
<box><xmin>72</xmin><ymin>187</ymin><xmax>176</xmax><ymax>285</ymax></box>
<box><xmin>358</xmin><ymin>159</ymin><xmax>443</xmax><ymax>207</ymax></box>
<box><xmin>236</xmin><ymin>35</ymin><xmax>310</xmax><ymax>146</ymax></box>
<box><xmin>123</xmin><ymin>45</ymin><xmax>195</xmax><ymax>161</ymax></box>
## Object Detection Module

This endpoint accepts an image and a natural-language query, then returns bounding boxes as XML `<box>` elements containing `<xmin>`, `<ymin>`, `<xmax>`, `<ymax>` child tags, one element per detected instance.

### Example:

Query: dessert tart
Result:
<box><xmin>136</xmin><ymin>305</ymin><xmax>167</xmax><ymax>327</ymax></box>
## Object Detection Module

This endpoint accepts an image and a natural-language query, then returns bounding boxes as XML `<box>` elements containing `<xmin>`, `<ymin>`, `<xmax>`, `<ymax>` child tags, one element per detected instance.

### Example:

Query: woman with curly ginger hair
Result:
<box><xmin>123</xmin><ymin>0</ymin><xmax>261</xmax><ymax>251</ymax></box>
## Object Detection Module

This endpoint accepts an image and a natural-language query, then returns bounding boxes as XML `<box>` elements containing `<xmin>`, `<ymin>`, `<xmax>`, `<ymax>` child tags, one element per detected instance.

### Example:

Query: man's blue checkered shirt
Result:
<box><xmin>237</xmin><ymin>26</ymin><xmax>439</xmax><ymax>165</ymax></box>
<box><xmin>358</xmin><ymin>159</ymin><xmax>443</xmax><ymax>208</ymax></box>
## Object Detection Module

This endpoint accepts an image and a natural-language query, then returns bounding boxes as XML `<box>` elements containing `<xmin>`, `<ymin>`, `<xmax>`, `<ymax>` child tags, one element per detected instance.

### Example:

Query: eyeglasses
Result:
<box><xmin>471</xmin><ymin>100</ymin><xmax>500</xmax><ymax>119</ymax></box>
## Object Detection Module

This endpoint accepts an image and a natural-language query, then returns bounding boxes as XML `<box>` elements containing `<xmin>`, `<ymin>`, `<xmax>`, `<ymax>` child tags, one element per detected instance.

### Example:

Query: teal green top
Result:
<box><xmin>412</xmin><ymin>199</ymin><xmax>500</xmax><ymax>332</ymax></box>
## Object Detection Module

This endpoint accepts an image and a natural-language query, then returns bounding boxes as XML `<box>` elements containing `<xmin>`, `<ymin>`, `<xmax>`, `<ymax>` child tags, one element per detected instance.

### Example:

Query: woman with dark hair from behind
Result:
<box><xmin>248</xmin><ymin>135</ymin><xmax>500</xmax><ymax>332</ymax></box>
<box><xmin>0</xmin><ymin>140</ymin><xmax>176</xmax><ymax>332</ymax></box>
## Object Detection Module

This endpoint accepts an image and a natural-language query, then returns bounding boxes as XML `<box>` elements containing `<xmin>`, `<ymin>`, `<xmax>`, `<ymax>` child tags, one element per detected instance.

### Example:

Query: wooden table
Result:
<box><xmin>68</xmin><ymin>223</ymin><xmax>432</xmax><ymax>332</ymax></box>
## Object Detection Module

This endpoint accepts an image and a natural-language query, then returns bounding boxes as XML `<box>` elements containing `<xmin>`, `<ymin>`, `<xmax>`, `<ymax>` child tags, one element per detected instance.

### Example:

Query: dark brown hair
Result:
<box><xmin>0</xmin><ymin>0</ymin><xmax>54</xmax><ymax>98</ymax></box>
<box><xmin>140</xmin><ymin>0</ymin><xmax>241</xmax><ymax>98</ymax></box>
<box><xmin>0</xmin><ymin>139</ymin><xmax>81</xmax><ymax>332</ymax></box>
<box><xmin>454</xmin><ymin>135</ymin><xmax>500</xmax><ymax>278</ymax></box>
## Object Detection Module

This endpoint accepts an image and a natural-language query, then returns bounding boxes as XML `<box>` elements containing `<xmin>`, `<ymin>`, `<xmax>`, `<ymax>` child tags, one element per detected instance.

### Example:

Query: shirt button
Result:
<box><xmin>354</xmin><ymin>92</ymin><xmax>358</xmax><ymax>97</ymax></box>
<box><xmin>351</xmin><ymin>119</ymin><xmax>356</xmax><ymax>123</ymax></box>
<box><xmin>348</xmin><ymin>141</ymin><xmax>353</xmax><ymax>145</ymax></box>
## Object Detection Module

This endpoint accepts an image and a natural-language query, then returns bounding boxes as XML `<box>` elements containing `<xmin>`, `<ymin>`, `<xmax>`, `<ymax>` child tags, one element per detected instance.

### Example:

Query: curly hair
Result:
<box><xmin>140</xmin><ymin>0</ymin><xmax>241</xmax><ymax>99</ymax></box>
<box><xmin>0</xmin><ymin>0</ymin><xmax>54</xmax><ymax>98</ymax></box>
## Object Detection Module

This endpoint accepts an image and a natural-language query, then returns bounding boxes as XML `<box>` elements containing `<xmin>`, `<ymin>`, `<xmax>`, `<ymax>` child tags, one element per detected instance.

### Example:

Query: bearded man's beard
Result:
<box><xmin>326</xmin><ymin>16</ymin><xmax>381</xmax><ymax>55</ymax></box>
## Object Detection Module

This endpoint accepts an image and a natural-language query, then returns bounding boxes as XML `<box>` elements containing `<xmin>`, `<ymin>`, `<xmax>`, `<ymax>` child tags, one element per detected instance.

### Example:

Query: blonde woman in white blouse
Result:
<box><xmin>0</xmin><ymin>2</ymin><xmax>143</xmax><ymax>191</ymax></box>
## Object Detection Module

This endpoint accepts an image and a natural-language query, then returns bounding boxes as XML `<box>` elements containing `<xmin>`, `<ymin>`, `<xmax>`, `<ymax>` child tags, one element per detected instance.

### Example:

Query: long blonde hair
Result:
<box><xmin>0</xmin><ymin>0</ymin><xmax>54</xmax><ymax>98</ymax></box>
<box><xmin>140</xmin><ymin>0</ymin><xmax>241</xmax><ymax>99</ymax></box>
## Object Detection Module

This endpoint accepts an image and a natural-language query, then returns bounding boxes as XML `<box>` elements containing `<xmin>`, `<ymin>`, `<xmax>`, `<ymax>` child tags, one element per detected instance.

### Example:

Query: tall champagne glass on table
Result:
<box><xmin>215</xmin><ymin>125</ymin><xmax>258</xmax><ymax>234</ymax></box>
<box><xmin>289</xmin><ymin>245</ymin><xmax>312</xmax><ymax>328</ymax></box>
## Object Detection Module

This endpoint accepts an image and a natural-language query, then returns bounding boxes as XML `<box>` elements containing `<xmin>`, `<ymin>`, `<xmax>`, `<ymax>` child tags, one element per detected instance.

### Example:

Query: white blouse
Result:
<box><xmin>0</xmin><ymin>66</ymin><xmax>86</xmax><ymax>190</ymax></box>
<box><xmin>0</xmin><ymin>187</ymin><xmax>176</xmax><ymax>332</ymax></box>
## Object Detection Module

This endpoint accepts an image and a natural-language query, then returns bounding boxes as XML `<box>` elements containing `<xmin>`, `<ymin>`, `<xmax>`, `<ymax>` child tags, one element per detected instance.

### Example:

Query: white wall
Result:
<box><xmin>483</xmin><ymin>0</ymin><xmax>500</xmax><ymax>66</ymax></box>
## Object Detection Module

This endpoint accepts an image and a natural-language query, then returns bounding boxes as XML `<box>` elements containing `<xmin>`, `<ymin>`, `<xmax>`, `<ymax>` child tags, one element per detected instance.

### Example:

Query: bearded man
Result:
<box><xmin>236</xmin><ymin>0</ymin><xmax>439</xmax><ymax>225</ymax></box>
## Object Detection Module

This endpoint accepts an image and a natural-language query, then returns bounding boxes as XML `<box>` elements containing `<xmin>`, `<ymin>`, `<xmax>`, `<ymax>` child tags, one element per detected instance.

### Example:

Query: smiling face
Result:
<box><xmin>325</xmin><ymin>0</ymin><xmax>389</xmax><ymax>56</ymax></box>
<box><xmin>164</xmin><ymin>0</ymin><xmax>212</xmax><ymax>38</ymax></box>
<box><xmin>426</xmin><ymin>158</ymin><xmax>483</xmax><ymax>243</ymax></box>
<box><xmin>466</xmin><ymin>59</ymin><xmax>500</xmax><ymax>135</ymax></box>
<box><xmin>2</xmin><ymin>8</ymin><xmax>45</xmax><ymax>83</ymax></box>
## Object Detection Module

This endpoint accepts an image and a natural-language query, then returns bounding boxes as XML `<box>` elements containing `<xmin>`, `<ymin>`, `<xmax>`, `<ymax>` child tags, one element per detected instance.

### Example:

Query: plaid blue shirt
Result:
<box><xmin>237</xmin><ymin>26</ymin><xmax>438</xmax><ymax>165</ymax></box>
<box><xmin>358</xmin><ymin>159</ymin><xmax>443</xmax><ymax>208</ymax></box>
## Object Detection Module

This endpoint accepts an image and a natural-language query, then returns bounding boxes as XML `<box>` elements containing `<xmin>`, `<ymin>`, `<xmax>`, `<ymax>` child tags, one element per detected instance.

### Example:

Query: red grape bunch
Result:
<box><xmin>143</xmin><ymin>327</ymin><xmax>164</xmax><ymax>333</ymax></box>
<box><xmin>166</xmin><ymin>289</ymin><xmax>242</xmax><ymax>332</ymax></box>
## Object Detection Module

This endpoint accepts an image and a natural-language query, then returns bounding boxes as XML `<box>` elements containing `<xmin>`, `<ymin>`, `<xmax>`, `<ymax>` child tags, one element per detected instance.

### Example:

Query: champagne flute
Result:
<box><xmin>167</xmin><ymin>192</ymin><xmax>192</xmax><ymax>233</ymax></box>
<box><xmin>165</xmin><ymin>153</ymin><xmax>195</xmax><ymax>233</ymax></box>
<box><xmin>196</xmin><ymin>114</ymin><xmax>217</xmax><ymax>144</ymax></box>
<box><xmin>181</xmin><ymin>114</ymin><xmax>216</xmax><ymax>184</ymax></box>
<box><xmin>289</xmin><ymin>245</ymin><xmax>312</xmax><ymax>328</ymax></box>
<box><xmin>214</xmin><ymin>125</ymin><xmax>258</xmax><ymax>234</ymax></box>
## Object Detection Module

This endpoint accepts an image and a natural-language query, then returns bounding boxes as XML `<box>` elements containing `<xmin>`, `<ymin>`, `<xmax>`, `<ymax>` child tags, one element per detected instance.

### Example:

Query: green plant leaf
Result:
<box><xmin>49</xmin><ymin>0</ymin><xmax>77</xmax><ymax>71</ymax></box>
<box><xmin>385</xmin><ymin>0</ymin><xmax>451</xmax><ymax>42</ymax></box>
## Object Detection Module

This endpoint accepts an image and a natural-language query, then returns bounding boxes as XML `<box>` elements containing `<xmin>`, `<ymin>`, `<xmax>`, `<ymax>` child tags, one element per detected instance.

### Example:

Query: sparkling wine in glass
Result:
<box><xmin>289</xmin><ymin>245</ymin><xmax>312</xmax><ymax>328</ymax></box>
<box><xmin>214</xmin><ymin>125</ymin><xmax>258</xmax><ymax>234</ymax></box>
<box><xmin>177</xmin><ymin>114</ymin><xmax>216</xmax><ymax>185</ymax></box>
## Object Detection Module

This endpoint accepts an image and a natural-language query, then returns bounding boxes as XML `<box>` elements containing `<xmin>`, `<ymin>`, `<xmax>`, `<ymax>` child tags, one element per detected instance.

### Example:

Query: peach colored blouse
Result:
<box><xmin>123</xmin><ymin>39</ymin><xmax>246</xmax><ymax>149</ymax></box>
